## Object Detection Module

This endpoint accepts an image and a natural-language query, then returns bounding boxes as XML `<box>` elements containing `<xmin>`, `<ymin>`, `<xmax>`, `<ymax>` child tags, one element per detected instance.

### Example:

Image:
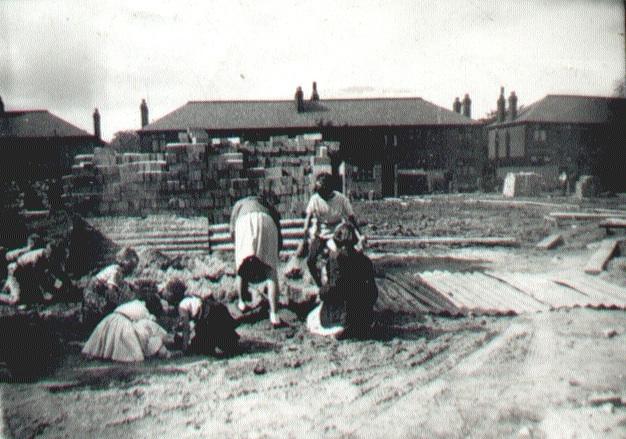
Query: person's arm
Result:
<box><xmin>229</xmin><ymin>200</ymin><xmax>243</xmax><ymax>240</ymax></box>
<box><xmin>318</xmin><ymin>254</ymin><xmax>341</xmax><ymax>301</ymax></box>
<box><xmin>0</xmin><ymin>276</ymin><xmax>20</xmax><ymax>305</ymax></box>
<box><xmin>296</xmin><ymin>211</ymin><xmax>312</xmax><ymax>256</ymax></box>
<box><xmin>268</xmin><ymin>204</ymin><xmax>283</xmax><ymax>252</ymax></box>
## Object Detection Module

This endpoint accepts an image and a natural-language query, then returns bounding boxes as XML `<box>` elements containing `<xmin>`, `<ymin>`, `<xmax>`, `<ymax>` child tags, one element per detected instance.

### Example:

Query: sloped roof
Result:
<box><xmin>0</xmin><ymin>110</ymin><xmax>92</xmax><ymax>138</ymax></box>
<box><xmin>141</xmin><ymin>97</ymin><xmax>478</xmax><ymax>132</ymax></box>
<box><xmin>492</xmin><ymin>95</ymin><xmax>626</xmax><ymax>126</ymax></box>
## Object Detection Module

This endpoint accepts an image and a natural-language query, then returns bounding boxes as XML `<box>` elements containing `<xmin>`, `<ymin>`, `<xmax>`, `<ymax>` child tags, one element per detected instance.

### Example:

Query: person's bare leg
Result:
<box><xmin>267</xmin><ymin>268</ymin><xmax>281</xmax><ymax>326</ymax></box>
<box><xmin>237</xmin><ymin>275</ymin><xmax>250</xmax><ymax>312</ymax></box>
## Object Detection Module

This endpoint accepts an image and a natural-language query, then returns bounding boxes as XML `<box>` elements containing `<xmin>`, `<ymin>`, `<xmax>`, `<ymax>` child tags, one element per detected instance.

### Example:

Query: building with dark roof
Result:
<box><xmin>487</xmin><ymin>90</ymin><xmax>626</xmax><ymax>192</ymax></box>
<box><xmin>139</xmin><ymin>84</ymin><xmax>484</xmax><ymax>196</ymax></box>
<box><xmin>0</xmin><ymin>99</ymin><xmax>101</xmax><ymax>180</ymax></box>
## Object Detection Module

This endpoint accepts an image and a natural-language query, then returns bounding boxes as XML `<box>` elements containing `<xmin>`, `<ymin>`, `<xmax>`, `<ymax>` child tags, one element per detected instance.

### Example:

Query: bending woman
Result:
<box><xmin>82</xmin><ymin>297</ymin><xmax>171</xmax><ymax>362</ymax></box>
<box><xmin>230</xmin><ymin>192</ymin><xmax>282</xmax><ymax>327</ymax></box>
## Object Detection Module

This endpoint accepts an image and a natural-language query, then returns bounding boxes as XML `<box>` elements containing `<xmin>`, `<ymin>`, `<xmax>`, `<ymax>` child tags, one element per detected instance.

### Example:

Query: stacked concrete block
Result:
<box><xmin>65</xmin><ymin>135</ymin><xmax>320</xmax><ymax>219</ymax></box>
<box><xmin>502</xmin><ymin>172</ymin><xmax>543</xmax><ymax>197</ymax></box>
<box><xmin>575</xmin><ymin>175</ymin><xmax>600</xmax><ymax>199</ymax></box>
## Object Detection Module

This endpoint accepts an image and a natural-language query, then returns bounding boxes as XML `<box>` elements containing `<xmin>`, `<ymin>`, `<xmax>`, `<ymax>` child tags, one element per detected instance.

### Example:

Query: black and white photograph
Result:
<box><xmin>1</xmin><ymin>1</ymin><xmax>625</xmax><ymax>437</ymax></box>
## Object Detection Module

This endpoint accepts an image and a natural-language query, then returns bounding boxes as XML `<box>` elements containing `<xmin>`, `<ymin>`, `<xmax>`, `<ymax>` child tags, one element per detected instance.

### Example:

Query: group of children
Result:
<box><xmin>1</xmin><ymin>171</ymin><xmax>379</xmax><ymax>370</ymax></box>
<box><xmin>231</xmin><ymin>172</ymin><xmax>378</xmax><ymax>341</ymax></box>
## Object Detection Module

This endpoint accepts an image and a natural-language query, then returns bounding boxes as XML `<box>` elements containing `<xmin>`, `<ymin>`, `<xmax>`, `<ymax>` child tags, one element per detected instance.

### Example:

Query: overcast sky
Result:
<box><xmin>1</xmin><ymin>0</ymin><xmax>624</xmax><ymax>141</ymax></box>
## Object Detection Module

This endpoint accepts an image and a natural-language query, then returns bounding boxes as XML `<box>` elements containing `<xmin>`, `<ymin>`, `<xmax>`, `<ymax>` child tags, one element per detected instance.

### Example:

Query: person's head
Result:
<box><xmin>145</xmin><ymin>294</ymin><xmax>164</xmax><ymax>317</ymax></box>
<box><xmin>259</xmin><ymin>189</ymin><xmax>279</xmax><ymax>208</ymax></box>
<box><xmin>116</xmin><ymin>247</ymin><xmax>139</xmax><ymax>275</ymax></box>
<box><xmin>333</xmin><ymin>222</ymin><xmax>358</xmax><ymax>250</ymax></box>
<box><xmin>161</xmin><ymin>277</ymin><xmax>187</xmax><ymax>307</ymax></box>
<box><xmin>27</xmin><ymin>234</ymin><xmax>44</xmax><ymax>249</ymax></box>
<box><xmin>315</xmin><ymin>172</ymin><xmax>334</xmax><ymax>200</ymax></box>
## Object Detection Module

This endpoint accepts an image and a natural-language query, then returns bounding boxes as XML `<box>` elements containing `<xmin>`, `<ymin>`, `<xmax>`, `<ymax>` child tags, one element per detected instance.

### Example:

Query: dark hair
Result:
<box><xmin>259</xmin><ymin>189</ymin><xmax>279</xmax><ymax>207</ymax></box>
<box><xmin>162</xmin><ymin>277</ymin><xmax>187</xmax><ymax>306</ymax></box>
<box><xmin>145</xmin><ymin>295</ymin><xmax>164</xmax><ymax>317</ymax></box>
<box><xmin>315</xmin><ymin>173</ymin><xmax>334</xmax><ymax>197</ymax></box>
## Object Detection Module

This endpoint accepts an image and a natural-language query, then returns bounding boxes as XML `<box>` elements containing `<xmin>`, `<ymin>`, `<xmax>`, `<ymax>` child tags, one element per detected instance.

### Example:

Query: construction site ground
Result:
<box><xmin>2</xmin><ymin>194</ymin><xmax>626</xmax><ymax>438</ymax></box>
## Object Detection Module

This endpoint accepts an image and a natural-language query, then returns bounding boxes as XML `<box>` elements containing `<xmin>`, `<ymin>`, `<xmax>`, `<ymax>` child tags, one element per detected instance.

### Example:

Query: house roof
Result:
<box><xmin>0</xmin><ymin>110</ymin><xmax>92</xmax><ymax>138</ymax></box>
<box><xmin>491</xmin><ymin>95</ymin><xmax>626</xmax><ymax>126</ymax></box>
<box><xmin>141</xmin><ymin>97</ymin><xmax>478</xmax><ymax>133</ymax></box>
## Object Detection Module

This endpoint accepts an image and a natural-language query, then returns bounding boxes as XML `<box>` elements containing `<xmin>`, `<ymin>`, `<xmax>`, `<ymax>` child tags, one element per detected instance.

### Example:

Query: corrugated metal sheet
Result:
<box><xmin>416</xmin><ymin>270</ymin><xmax>626</xmax><ymax>315</ymax></box>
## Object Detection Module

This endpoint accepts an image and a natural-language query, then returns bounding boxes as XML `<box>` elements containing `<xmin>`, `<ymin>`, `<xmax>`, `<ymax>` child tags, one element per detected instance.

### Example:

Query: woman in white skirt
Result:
<box><xmin>230</xmin><ymin>192</ymin><xmax>282</xmax><ymax>327</ymax></box>
<box><xmin>82</xmin><ymin>296</ymin><xmax>171</xmax><ymax>362</ymax></box>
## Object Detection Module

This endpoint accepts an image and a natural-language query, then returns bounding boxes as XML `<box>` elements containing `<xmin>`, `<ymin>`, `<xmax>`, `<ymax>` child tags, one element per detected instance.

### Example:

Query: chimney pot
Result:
<box><xmin>497</xmin><ymin>87</ymin><xmax>506</xmax><ymax>123</ymax></box>
<box><xmin>311</xmin><ymin>81</ymin><xmax>320</xmax><ymax>101</ymax></box>
<box><xmin>140</xmin><ymin>99</ymin><xmax>149</xmax><ymax>128</ymax></box>
<box><xmin>508</xmin><ymin>91</ymin><xmax>518</xmax><ymax>120</ymax></box>
<box><xmin>462</xmin><ymin>94</ymin><xmax>472</xmax><ymax>118</ymax></box>
<box><xmin>93</xmin><ymin>108</ymin><xmax>101</xmax><ymax>140</ymax></box>
<box><xmin>295</xmin><ymin>86</ymin><xmax>304</xmax><ymax>112</ymax></box>
<box><xmin>453</xmin><ymin>97</ymin><xmax>462</xmax><ymax>113</ymax></box>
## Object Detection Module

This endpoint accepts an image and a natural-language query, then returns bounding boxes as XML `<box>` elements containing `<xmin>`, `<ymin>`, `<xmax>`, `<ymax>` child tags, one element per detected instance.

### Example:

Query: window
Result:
<box><xmin>494</xmin><ymin>131</ymin><xmax>500</xmax><ymax>158</ymax></box>
<box><xmin>505</xmin><ymin>131</ymin><xmax>511</xmax><ymax>158</ymax></box>
<box><xmin>534</xmin><ymin>128</ymin><xmax>547</xmax><ymax>143</ymax></box>
<box><xmin>353</xmin><ymin>164</ymin><xmax>375</xmax><ymax>181</ymax></box>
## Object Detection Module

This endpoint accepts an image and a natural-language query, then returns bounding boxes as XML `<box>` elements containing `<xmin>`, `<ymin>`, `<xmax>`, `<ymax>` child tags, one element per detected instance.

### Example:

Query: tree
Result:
<box><xmin>108</xmin><ymin>130</ymin><xmax>140</xmax><ymax>152</ymax></box>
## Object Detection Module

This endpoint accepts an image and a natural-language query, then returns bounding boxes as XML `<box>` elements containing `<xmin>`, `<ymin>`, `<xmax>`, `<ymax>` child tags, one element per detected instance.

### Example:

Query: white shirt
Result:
<box><xmin>96</xmin><ymin>264</ymin><xmax>123</xmax><ymax>287</ymax></box>
<box><xmin>306</xmin><ymin>191</ymin><xmax>354</xmax><ymax>237</ymax></box>
<box><xmin>178</xmin><ymin>296</ymin><xmax>203</xmax><ymax>320</ymax></box>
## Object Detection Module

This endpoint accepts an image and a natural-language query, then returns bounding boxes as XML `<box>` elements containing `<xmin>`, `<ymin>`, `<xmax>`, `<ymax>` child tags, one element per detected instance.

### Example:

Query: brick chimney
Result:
<box><xmin>462</xmin><ymin>94</ymin><xmax>472</xmax><ymax>118</ymax></box>
<box><xmin>93</xmin><ymin>108</ymin><xmax>101</xmax><ymax>140</ymax></box>
<box><xmin>295</xmin><ymin>86</ymin><xmax>304</xmax><ymax>112</ymax></box>
<box><xmin>140</xmin><ymin>99</ymin><xmax>149</xmax><ymax>128</ymax></box>
<box><xmin>311</xmin><ymin>81</ymin><xmax>320</xmax><ymax>101</ymax></box>
<box><xmin>453</xmin><ymin>97</ymin><xmax>462</xmax><ymax>113</ymax></box>
<box><xmin>497</xmin><ymin>87</ymin><xmax>506</xmax><ymax>123</ymax></box>
<box><xmin>0</xmin><ymin>96</ymin><xmax>4</xmax><ymax>114</ymax></box>
<box><xmin>508</xmin><ymin>91</ymin><xmax>518</xmax><ymax>121</ymax></box>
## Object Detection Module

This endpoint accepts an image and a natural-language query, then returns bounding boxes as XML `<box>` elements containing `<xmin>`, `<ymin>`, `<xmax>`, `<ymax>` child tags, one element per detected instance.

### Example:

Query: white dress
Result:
<box><xmin>234</xmin><ymin>212</ymin><xmax>279</xmax><ymax>273</ymax></box>
<box><xmin>82</xmin><ymin>300</ymin><xmax>167</xmax><ymax>362</ymax></box>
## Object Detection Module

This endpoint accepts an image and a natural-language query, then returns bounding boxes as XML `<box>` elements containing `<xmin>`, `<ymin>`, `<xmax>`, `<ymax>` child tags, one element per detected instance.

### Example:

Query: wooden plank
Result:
<box><xmin>550</xmin><ymin>212</ymin><xmax>626</xmax><ymax>221</ymax></box>
<box><xmin>368</xmin><ymin>236</ymin><xmax>518</xmax><ymax>247</ymax></box>
<box><xmin>584</xmin><ymin>239</ymin><xmax>621</xmax><ymax>275</ymax></box>
<box><xmin>599</xmin><ymin>218</ymin><xmax>626</xmax><ymax>228</ymax></box>
<box><xmin>208</xmin><ymin>218</ymin><xmax>305</xmax><ymax>233</ymax></box>
<box><xmin>107</xmin><ymin>231</ymin><xmax>208</xmax><ymax>240</ymax></box>
<box><xmin>470</xmin><ymin>199</ymin><xmax>578</xmax><ymax>209</ymax></box>
<box><xmin>536</xmin><ymin>234</ymin><xmax>564</xmax><ymax>250</ymax></box>
<box><xmin>210</xmin><ymin>228</ymin><xmax>304</xmax><ymax>244</ymax></box>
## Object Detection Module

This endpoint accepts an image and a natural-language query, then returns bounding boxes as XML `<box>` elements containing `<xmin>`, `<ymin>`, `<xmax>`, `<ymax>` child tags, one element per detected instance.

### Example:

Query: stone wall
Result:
<box><xmin>64</xmin><ymin>136</ymin><xmax>324</xmax><ymax>223</ymax></box>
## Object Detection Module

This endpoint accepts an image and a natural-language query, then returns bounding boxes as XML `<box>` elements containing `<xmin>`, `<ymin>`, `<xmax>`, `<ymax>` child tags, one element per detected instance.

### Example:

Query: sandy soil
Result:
<box><xmin>2</xmin><ymin>194</ymin><xmax>626</xmax><ymax>438</ymax></box>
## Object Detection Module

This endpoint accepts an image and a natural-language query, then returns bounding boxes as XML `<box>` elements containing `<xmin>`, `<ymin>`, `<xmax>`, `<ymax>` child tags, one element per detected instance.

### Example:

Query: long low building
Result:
<box><xmin>139</xmin><ymin>83</ymin><xmax>484</xmax><ymax>197</ymax></box>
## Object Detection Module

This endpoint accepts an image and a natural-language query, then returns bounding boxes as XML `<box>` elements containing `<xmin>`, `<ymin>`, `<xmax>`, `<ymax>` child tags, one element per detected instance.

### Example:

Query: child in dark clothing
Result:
<box><xmin>307</xmin><ymin>223</ymin><xmax>378</xmax><ymax>339</ymax></box>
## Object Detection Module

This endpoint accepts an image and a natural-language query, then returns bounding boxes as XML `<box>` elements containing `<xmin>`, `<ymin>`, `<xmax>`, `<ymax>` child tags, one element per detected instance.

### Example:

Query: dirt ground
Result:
<box><xmin>2</xmin><ymin>194</ymin><xmax>626</xmax><ymax>438</ymax></box>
